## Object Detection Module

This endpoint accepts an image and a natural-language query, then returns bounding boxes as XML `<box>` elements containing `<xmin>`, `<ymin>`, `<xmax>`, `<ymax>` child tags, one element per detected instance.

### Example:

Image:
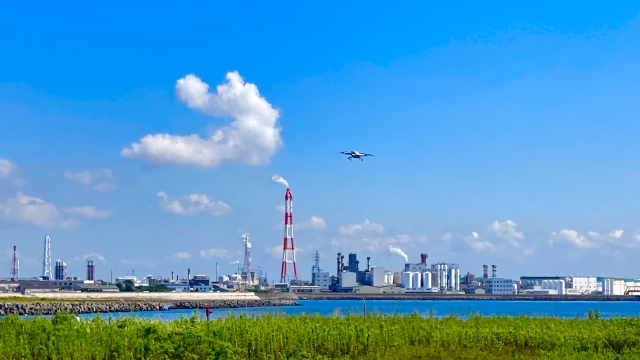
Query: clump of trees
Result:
<box><xmin>115</xmin><ymin>280</ymin><xmax>168</xmax><ymax>292</ymax></box>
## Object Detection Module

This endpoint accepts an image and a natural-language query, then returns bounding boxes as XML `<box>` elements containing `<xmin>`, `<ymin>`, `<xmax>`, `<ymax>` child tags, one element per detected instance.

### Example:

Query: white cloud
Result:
<box><xmin>298</xmin><ymin>216</ymin><xmax>326</xmax><ymax>230</ymax></box>
<box><xmin>0</xmin><ymin>192</ymin><xmax>76</xmax><ymax>229</ymax></box>
<box><xmin>157</xmin><ymin>191</ymin><xmax>231</xmax><ymax>216</ymax></box>
<box><xmin>93</xmin><ymin>183</ymin><xmax>116</xmax><ymax>192</ymax></box>
<box><xmin>609</xmin><ymin>230</ymin><xmax>624</xmax><ymax>239</ymax></box>
<box><xmin>0</xmin><ymin>159</ymin><xmax>18</xmax><ymax>179</ymax></box>
<box><xmin>557</xmin><ymin>229</ymin><xmax>598</xmax><ymax>248</ymax></box>
<box><xmin>338</xmin><ymin>219</ymin><xmax>384</xmax><ymax>235</ymax></box>
<box><xmin>121</xmin><ymin>72</ymin><xmax>282</xmax><ymax>168</ymax></box>
<box><xmin>274</xmin><ymin>205</ymin><xmax>285</xmax><ymax>213</ymax></box>
<box><xmin>489</xmin><ymin>220</ymin><xmax>524</xmax><ymax>247</ymax></box>
<box><xmin>442</xmin><ymin>232</ymin><xmax>452</xmax><ymax>241</ymax></box>
<box><xmin>66</xmin><ymin>206</ymin><xmax>112</xmax><ymax>218</ymax></box>
<box><xmin>469</xmin><ymin>240</ymin><xmax>495</xmax><ymax>250</ymax></box>
<box><xmin>265</xmin><ymin>245</ymin><xmax>282</xmax><ymax>259</ymax></box>
<box><xmin>199</xmin><ymin>248</ymin><xmax>228</xmax><ymax>259</ymax></box>
<box><xmin>64</xmin><ymin>169</ymin><xmax>115</xmax><ymax>192</ymax></box>
<box><xmin>465</xmin><ymin>231</ymin><xmax>495</xmax><ymax>251</ymax></box>
<box><xmin>173</xmin><ymin>252</ymin><xmax>191</xmax><ymax>260</ymax></box>
<box><xmin>523</xmin><ymin>248</ymin><xmax>535</xmax><ymax>256</ymax></box>
<box><xmin>82</xmin><ymin>253</ymin><xmax>106</xmax><ymax>262</ymax></box>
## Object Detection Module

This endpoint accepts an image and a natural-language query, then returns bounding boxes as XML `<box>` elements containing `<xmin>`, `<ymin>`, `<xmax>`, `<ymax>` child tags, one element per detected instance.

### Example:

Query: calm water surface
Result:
<box><xmin>62</xmin><ymin>300</ymin><xmax>640</xmax><ymax>321</ymax></box>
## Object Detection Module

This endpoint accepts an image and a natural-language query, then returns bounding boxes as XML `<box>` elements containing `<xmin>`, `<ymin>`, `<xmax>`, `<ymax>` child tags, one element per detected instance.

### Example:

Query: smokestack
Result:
<box><xmin>420</xmin><ymin>253</ymin><xmax>428</xmax><ymax>264</ymax></box>
<box><xmin>367</xmin><ymin>257</ymin><xmax>371</xmax><ymax>271</ymax></box>
<box><xmin>171</xmin><ymin>271</ymin><xmax>174</xmax><ymax>281</ymax></box>
<box><xmin>483</xmin><ymin>265</ymin><xmax>488</xmax><ymax>279</ymax></box>
<box><xmin>188</xmin><ymin>268</ymin><xmax>191</xmax><ymax>282</ymax></box>
<box><xmin>492</xmin><ymin>265</ymin><xmax>497</xmax><ymax>278</ymax></box>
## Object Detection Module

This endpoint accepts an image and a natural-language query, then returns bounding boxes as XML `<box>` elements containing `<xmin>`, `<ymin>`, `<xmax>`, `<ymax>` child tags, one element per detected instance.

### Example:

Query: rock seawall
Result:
<box><xmin>296</xmin><ymin>294</ymin><xmax>640</xmax><ymax>301</ymax></box>
<box><xmin>0</xmin><ymin>299</ymin><xmax>299</xmax><ymax>316</ymax></box>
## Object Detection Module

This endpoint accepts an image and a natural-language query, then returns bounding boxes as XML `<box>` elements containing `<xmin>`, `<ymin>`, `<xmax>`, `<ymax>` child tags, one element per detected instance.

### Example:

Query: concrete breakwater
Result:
<box><xmin>0</xmin><ymin>299</ymin><xmax>299</xmax><ymax>316</ymax></box>
<box><xmin>297</xmin><ymin>294</ymin><xmax>640</xmax><ymax>301</ymax></box>
<box><xmin>167</xmin><ymin>299</ymin><xmax>299</xmax><ymax>310</ymax></box>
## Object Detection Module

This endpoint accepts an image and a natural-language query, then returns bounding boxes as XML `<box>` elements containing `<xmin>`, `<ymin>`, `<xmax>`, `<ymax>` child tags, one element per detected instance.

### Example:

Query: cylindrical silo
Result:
<box><xmin>455</xmin><ymin>268</ymin><xmax>460</xmax><ymax>290</ymax></box>
<box><xmin>559</xmin><ymin>280</ymin><xmax>565</xmax><ymax>295</ymax></box>
<box><xmin>412</xmin><ymin>272</ymin><xmax>421</xmax><ymax>289</ymax></box>
<box><xmin>402</xmin><ymin>272</ymin><xmax>412</xmax><ymax>289</ymax></box>
<box><xmin>422</xmin><ymin>271</ymin><xmax>431</xmax><ymax>289</ymax></box>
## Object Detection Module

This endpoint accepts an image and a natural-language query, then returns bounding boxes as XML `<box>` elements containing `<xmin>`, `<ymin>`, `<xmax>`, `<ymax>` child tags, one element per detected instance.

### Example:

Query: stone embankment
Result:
<box><xmin>0</xmin><ymin>299</ymin><xmax>299</xmax><ymax>316</ymax></box>
<box><xmin>167</xmin><ymin>299</ymin><xmax>299</xmax><ymax>310</ymax></box>
<box><xmin>296</xmin><ymin>294</ymin><xmax>640</xmax><ymax>301</ymax></box>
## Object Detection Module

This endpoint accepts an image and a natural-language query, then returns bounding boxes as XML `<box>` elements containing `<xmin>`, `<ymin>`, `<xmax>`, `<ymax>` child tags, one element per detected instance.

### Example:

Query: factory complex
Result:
<box><xmin>4</xmin><ymin>186</ymin><xmax>640</xmax><ymax>298</ymax></box>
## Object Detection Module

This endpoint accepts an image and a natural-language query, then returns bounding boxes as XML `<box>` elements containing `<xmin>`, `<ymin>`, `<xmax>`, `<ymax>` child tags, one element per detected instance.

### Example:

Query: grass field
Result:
<box><xmin>1</xmin><ymin>311</ymin><xmax>639</xmax><ymax>359</ymax></box>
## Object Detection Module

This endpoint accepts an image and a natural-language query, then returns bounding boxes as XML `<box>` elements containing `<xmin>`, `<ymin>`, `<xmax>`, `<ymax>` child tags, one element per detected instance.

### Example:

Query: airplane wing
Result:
<box><xmin>340</xmin><ymin>151</ymin><xmax>351</xmax><ymax>155</ymax></box>
<box><xmin>363</xmin><ymin>153</ymin><xmax>374</xmax><ymax>157</ymax></box>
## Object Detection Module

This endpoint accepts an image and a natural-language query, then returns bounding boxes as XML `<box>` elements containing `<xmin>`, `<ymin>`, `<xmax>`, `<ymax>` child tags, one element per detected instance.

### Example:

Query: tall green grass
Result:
<box><xmin>1</xmin><ymin>311</ymin><xmax>640</xmax><ymax>359</ymax></box>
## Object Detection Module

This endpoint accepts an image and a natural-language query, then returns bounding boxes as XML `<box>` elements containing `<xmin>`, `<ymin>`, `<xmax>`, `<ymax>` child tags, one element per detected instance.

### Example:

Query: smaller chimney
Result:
<box><xmin>483</xmin><ymin>265</ymin><xmax>488</xmax><ymax>279</ymax></box>
<box><xmin>366</xmin><ymin>257</ymin><xmax>371</xmax><ymax>271</ymax></box>
<box><xmin>492</xmin><ymin>265</ymin><xmax>497</xmax><ymax>278</ymax></box>
<box><xmin>420</xmin><ymin>253</ymin><xmax>428</xmax><ymax>264</ymax></box>
<box><xmin>171</xmin><ymin>271</ymin><xmax>174</xmax><ymax>281</ymax></box>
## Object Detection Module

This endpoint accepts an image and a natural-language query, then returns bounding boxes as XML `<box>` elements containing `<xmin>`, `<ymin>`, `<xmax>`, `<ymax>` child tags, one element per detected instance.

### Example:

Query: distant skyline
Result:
<box><xmin>2</xmin><ymin>2</ymin><xmax>640</xmax><ymax>281</ymax></box>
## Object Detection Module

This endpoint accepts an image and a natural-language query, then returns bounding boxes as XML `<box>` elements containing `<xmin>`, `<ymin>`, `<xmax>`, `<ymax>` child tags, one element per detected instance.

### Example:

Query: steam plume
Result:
<box><xmin>271</xmin><ymin>174</ymin><xmax>289</xmax><ymax>188</ymax></box>
<box><xmin>388</xmin><ymin>245</ymin><xmax>408</xmax><ymax>263</ymax></box>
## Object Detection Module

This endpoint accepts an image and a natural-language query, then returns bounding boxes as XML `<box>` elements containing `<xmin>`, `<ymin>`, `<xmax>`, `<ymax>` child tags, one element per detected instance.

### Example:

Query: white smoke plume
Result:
<box><xmin>388</xmin><ymin>245</ymin><xmax>408</xmax><ymax>263</ymax></box>
<box><xmin>271</xmin><ymin>174</ymin><xmax>289</xmax><ymax>188</ymax></box>
<box><xmin>230</xmin><ymin>260</ymin><xmax>240</xmax><ymax>265</ymax></box>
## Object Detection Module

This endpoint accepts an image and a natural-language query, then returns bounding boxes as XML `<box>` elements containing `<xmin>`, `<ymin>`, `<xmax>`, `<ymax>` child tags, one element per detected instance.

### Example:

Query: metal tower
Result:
<box><xmin>42</xmin><ymin>235</ymin><xmax>52</xmax><ymax>279</ymax></box>
<box><xmin>280</xmin><ymin>188</ymin><xmax>297</xmax><ymax>282</ymax></box>
<box><xmin>242</xmin><ymin>234</ymin><xmax>252</xmax><ymax>273</ymax></box>
<box><xmin>311</xmin><ymin>250</ymin><xmax>321</xmax><ymax>286</ymax></box>
<box><xmin>10</xmin><ymin>246</ymin><xmax>19</xmax><ymax>281</ymax></box>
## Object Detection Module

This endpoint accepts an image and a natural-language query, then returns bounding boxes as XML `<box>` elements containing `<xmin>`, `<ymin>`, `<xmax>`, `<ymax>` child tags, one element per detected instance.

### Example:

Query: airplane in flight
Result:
<box><xmin>340</xmin><ymin>150</ymin><xmax>374</xmax><ymax>161</ymax></box>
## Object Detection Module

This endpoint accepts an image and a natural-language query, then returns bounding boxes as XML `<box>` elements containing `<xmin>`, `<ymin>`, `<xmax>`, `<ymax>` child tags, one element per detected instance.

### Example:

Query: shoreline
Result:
<box><xmin>0</xmin><ymin>299</ymin><xmax>299</xmax><ymax>316</ymax></box>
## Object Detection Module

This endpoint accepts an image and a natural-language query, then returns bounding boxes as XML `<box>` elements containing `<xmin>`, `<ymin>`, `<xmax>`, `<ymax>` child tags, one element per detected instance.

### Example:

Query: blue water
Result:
<box><xmin>60</xmin><ymin>300</ymin><xmax>640</xmax><ymax>321</ymax></box>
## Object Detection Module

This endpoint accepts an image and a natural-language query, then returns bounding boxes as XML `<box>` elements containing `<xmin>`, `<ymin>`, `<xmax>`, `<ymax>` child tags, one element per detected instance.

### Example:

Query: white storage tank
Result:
<box><xmin>402</xmin><ymin>272</ymin><xmax>412</xmax><ymax>289</ymax></box>
<box><xmin>422</xmin><ymin>271</ymin><xmax>431</xmax><ymax>289</ymax></box>
<box><xmin>558</xmin><ymin>280</ymin><xmax>565</xmax><ymax>295</ymax></box>
<box><xmin>455</xmin><ymin>268</ymin><xmax>460</xmax><ymax>290</ymax></box>
<box><xmin>412</xmin><ymin>272</ymin><xmax>421</xmax><ymax>289</ymax></box>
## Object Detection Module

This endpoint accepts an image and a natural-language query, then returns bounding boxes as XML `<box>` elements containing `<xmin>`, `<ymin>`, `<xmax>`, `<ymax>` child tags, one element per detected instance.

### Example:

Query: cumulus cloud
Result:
<box><xmin>82</xmin><ymin>253</ymin><xmax>106</xmax><ymax>262</ymax></box>
<box><xmin>271</xmin><ymin>175</ymin><xmax>289</xmax><ymax>188</ymax></box>
<box><xmin>523</xmin><ymin>248</ymin><xmax>535</xmax><ymax>256</ymax></box>
<box><xmin>489</xmin><ymin>220</ymin><xmax>524</xmax><ymax>247</ymax></box>
<box><xmin>64</xmin><ymin>169</ymin><xmax>116</xmax><ymax>192</ymax></box>
<box><xmin>0</xmin><ymin>159</ymin><xmax>18</xmax><ymax>178</ymax></box>
<box><xmin>66</xmin><ymin>206</ymin><xmax>112</xmax><ymax>218</ymax></box>
<box><xmin>157</xmin><ymin>191</ymin><xmax>231</xmax><ymax>216</ymax></box>
<box><xmin>173</xmin><ymin>252</ymin><xmax>191</xmax><ymax>260</ymax></box>
<box><xmin>556</xmin><ymin>229</ymin><xmax>598</xmax><ymax>248</ymax></box>
<box><xmin>298</xmin><ymin>216</ymin><xmax>326</xmax><ymax>230</ymax></box>
<box><xmin>609</xmin><ymin>230</ymin><xmax>624</xmax><ymax>239</ymax></box>
<box><xmin>338</xmin><ymin>219</ymin><xmax>384</xmax><ymax>235</ymax></box>
<box><xmin>465</xmin><ymin>232</ymin><xmax>495</xmax><ymax>251</ymax></box>
<box><xmin>0</xmin><ymin>192</ymin><xmax>77</xmax><ymax>229</ymax></box>
<box><xmin>442</xmin><ymin>232</ymin><xmax>452</xmax><ymax>241</ymax></box>
<box><xmin>274</xmin><ymin>205</ymin><xmax>285</xmax><ymax>213</ymax></box>
<box><xmin>121</xmin><ymin>72</ymin><xmax>283</xmax><ymax>168</ymax></box>
<box><xmin>265</xmin><ymin>245</ymin><xmax>282</xmax><ymax>259</ymax></box>
<box><xmin>199</xmin><ymin>248</ymin><xmax>228</xmax><ymax>259</ymax></box>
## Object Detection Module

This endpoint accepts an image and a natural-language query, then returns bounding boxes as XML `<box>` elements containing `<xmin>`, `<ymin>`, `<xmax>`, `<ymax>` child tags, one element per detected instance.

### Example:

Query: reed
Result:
<box><xmin>1</xmin><ymin>311</ymin><xmax>639</xmax><ymax>359</ymax></box>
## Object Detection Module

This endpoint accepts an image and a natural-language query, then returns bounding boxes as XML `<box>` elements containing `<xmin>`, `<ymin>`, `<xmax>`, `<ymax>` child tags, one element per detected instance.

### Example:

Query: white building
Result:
<box><xmin>601</xmin><ymin>278</ymin><xmax>625</xmax><ymax>295</ymax></box>
<box><xmin>115</xmin><ymin>276</ymin><xmax>140</xmax><ymax>286</ymax></box>
<box><xmin>313</xmin><ymin>271</ymin><xmax>331</xmax><ymax>290</ymax></box>
<box><xmin>431</xmin><ymin>263</ymin><xmax>459</xmax><ymax>291</ymax></box>
<box><xmin>571</xmin><ymin>276</ymin><xmax>597</xmax><ymax>294</ymax></box>
<box><xmin>485</xmin><ymin>277</ymin><xmax>515</xmax><ymax>294</ymax></box>
<box><xmin>339</xmin><ymin>272</ymin><xmax>357</xmax><ymax>288</ymax></box>
<box><xmin>166</xmin><ymin>282</ymin><xmax>189</xmax><ymax>292</ymax></box>
<box><xmin>371</xmin><ymin>266</ymin><xmax>386</xmax><ymax>287</ymax></box>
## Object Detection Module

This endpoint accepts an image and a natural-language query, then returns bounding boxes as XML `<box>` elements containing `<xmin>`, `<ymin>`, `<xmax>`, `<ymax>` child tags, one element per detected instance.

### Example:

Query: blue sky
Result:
<box><xmin>2</xmin><ymin>2</ymin><xmax>640</xmax><ymax>281</ymax></box>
